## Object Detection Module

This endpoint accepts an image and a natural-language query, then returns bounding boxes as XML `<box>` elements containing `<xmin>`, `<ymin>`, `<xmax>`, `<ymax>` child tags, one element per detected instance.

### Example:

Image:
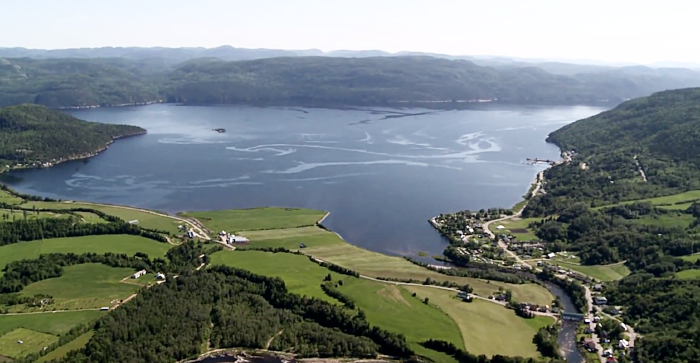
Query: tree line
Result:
<box><xmin>52</xmin><ymin>266</ymin><xmax>413</xmax><ymax>363</ymax></box>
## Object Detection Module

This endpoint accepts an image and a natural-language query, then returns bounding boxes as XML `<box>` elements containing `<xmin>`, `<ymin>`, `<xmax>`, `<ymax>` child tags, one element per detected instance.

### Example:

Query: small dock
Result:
<box><xmin>525</xmin><ymin>158</ymin><xmax>558</xmax><ymax>166</ymax></box>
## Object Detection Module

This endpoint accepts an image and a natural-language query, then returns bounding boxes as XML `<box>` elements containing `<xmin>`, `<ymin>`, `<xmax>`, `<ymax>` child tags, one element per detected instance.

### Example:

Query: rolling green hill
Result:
<box><xmin>0</xmin><ymin>104</ymin><xmax>145</xmax><ymax>166</ymax></box>
<box><xmin>528</xmin><ymin>88</ymin><xmax>700</xmax><ymax>213</ymax></box>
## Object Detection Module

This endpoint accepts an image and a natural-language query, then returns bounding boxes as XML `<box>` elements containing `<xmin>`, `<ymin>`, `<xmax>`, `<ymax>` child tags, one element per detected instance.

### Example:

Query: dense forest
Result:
<box><xmin>3</xmin><ymin>55</ymin><xmax>700</xmax><ymax>108</ymax></box>
<box><xmin>0</xmin><ymin>104</ymin><xmax>145</xmax><ymax>165</ymax></box>
<box><xmin>52</xmin><ymin>266</ymin><xmax>410</xmax><ymax>363</ymax></box>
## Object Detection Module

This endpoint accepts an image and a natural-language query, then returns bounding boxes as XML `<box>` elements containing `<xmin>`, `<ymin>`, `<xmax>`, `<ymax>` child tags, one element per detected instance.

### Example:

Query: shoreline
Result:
<box><xmin>0</xmin><ymin>131</ymin><xmax>147</xmax><ymax>175</ymax></box>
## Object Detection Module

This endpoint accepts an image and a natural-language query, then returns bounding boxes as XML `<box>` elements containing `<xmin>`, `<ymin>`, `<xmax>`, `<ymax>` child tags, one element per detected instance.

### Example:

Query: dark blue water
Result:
<box><xmin>1</xmin><ymin>104</ymin><xmax>605</xmax><ymax>258</ymax></box>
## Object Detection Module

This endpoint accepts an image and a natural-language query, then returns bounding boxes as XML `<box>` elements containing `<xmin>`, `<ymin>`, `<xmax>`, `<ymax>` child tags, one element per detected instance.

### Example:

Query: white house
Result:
<box><xmin>100</xmin><ymin>307</ymin><xmax>110</xmax><ymax>311</ymax></box>
<box><xmin>618</xmin><ymin>339</ymin><xmax>629</xmax><ymax>349</ymax></box>
<box><xmin>456</xmin><ymin>230</ymin><xmax>463</xmax><ymax>236</ymax></box>
<box><xmin>467</xmin><ymin>227</ymin><xmax>474</xmax><ymax>234</ymax></box>
<box><xmin>187</xmin><ymin>229</ymin><xmax>195</xmax><ymax>238</ymax></box>
<box><xmin>496</xmin><ymin>225</ymin><xmax>505</xmax><ymax>230</ymax></box>
<box><xmin>156</xmin><ymin>272</ymin><xmax>166</xmax><ymax>280</ymax></box>
<box><xmin>547</xmin><ymin>252</ymin><xmax>556</xmax><ymax>259</ymax></box>
<box><xmin>132</xmin><ymin>270</ymin><xmax>147</xmax><ymax>279</ymax></box>
<box><xmin>620</xmin><ymin>323</ymin><xmax>628</xmax><ymax>331</ymax></box>
<box><xmin>128</xmin><ymin>220</ymin><xmax>139</xmax><ymax>224</ymax></box>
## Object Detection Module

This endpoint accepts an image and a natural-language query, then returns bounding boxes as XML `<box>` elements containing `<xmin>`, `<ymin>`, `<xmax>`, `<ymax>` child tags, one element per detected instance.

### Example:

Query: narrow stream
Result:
<box><xmin>544</xmin><ymin>282</ymin><xmax>585</xmax><ymax>363</ymax></box>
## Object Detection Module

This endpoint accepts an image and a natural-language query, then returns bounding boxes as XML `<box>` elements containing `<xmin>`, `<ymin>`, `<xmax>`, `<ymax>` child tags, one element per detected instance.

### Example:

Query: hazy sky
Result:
<box><xmin>2</xmin><ymin>0</ymin><xmax>698</xmax><ymax>64</ymax></box>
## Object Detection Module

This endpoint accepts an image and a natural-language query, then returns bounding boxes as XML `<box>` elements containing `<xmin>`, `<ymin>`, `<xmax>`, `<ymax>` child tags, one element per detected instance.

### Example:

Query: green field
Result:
<box><xmin>681</xmin><ymin>254</ymin><xmax>700</xmax><ymax>262</ymax></box>
<box><xmin>0</xmin><ymin>208</ymin><xmax>71</xmax><ymax>221</ymax></box>
<box><xmin>402</xmin><ymin>286</ymin><xmax>553</xmax><ymax>358</ymax></box>
<box><xmin>0</xmin><ymin>328</ymin><xmax>58</xmax><ymax>359</ymax></box>
<box><xmin>0</xmin><ymin>310</ymin><xmax>105</xmax><ymax>336</ymax></box>
<box><xmin>238</xmin><ymin>226</ymin><xmax>330</xmax><ymax>241</ymax></box>
<box><xmin>489</xmin><ymin>218</ymin><xmax>541</xmax><ymax>241</ymax></box>
<box><xmin>635</xmin><ymin>214</ymin><xmax>695</xmax><ymax>229</ymax></box>
<box><xmin>75</xmin><ymin>212</ymin><xmax>109</xmax><ymax>224</ymax></box>
<box><xmin>596</xmin><ymin>190</ymin><xmax>700</xmax><ymax>210</ymax></box>
<box><xmin>0</xmin><ymin>190</ymin><xmax>22</xmax><ymax>205</ymax></box>
<box><xmin>210</xmin><ymin>250</ymin><xmax>346</xmax><ymax>303</ymax></box>
<box><xmin>20</xmin><ymin>201</ymin><xmax>181</xmax><ymax>233</ymax></box>
<box><xmin>183</xmin><ymin>207</ymin><xmax>326</xmax><ymax>232</ymax></box>
<box><xmin>557</xmin><ymin>261</ymin><xmax>631</xmax><ymax>281</ymax></box>
<box><xmin>338</xmin><ymin>278</ymin><xmax>465</xmax><ymax>362</ymax></box>
<box><xmin>0</xmin><ymin>234</ymin><xmax>172</xmax><ymax>274</ymax></box>
<box><xmin>37</xmin><ymin>331</ymin><xmax>94</xmax><ymax>363</ymax></box>
<box><xmin>195</xmin><ymin>207</ymin><xmax>553</xmax><ymax>306</ymax></box>
<box><xmin>676</xmin><ymin>269</ymin><xmax>700</xmax><ymax>279</ymax></box>
<box><xmin>17</xmin><ymin>264</ymin><xmax>142</xmax><ymax>312</ymax></box>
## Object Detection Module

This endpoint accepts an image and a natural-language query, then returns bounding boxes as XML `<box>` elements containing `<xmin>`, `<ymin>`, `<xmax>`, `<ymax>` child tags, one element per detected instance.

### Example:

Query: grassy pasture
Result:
<box><xmin>401</xmin><ymin>286</ymin><xmax>553</xmax><ymax>358</ymax></box>
<box><xmin>20</xmin><ymin>201</ymin><xmax>181</xmax><ymax>233</ymax></box>
<box><xmin>556</xmin><ymin>261</ymin><xmax>631</xmax><ymax>281</ymax></box>
<box><xmin>338</xmin><ymin>278</ymin><xmax>465</xmax><ymax>362</ymax></box>
<box><xmin>0</xmin><ymin>310</ymin><xmax>105</xmax><ymax>336</ymax></box>
<box><xmin>182</xmin><ymin>207</ymin><xmax>326</xmax><ymax>232</ymax></box>
<box><xmin>488</xmin><ymin>217</ymin><xmax>541</xmax><ymax>241</ymax></box>
<box><xmin>17</xmin><ymin>264</ymin><xmax>142</xmax><ymax>312</ymax></box>
<box><xmin>595</xmin><ymin>190</ymin><xmax>700</xmax><ymax>210</ymax></box>
<box><xmin>37</xmin><ymin>331</ymin><xmax>94</xmax><ymax>363</ymax></box>
<box><xmin>676</xmin><ymin>269</ymin><xmax>700</xmax><ymax>279</ymax></box>
<box><xmin>209</xmin><ymin>250</ymin><xmax>345</xmax><ymax>303</ymax></box>
<box><xmin>0</xmin><ymin>234</ymin><xmax>172</xmax><ymax>274</ymax></box>
<box><xmin>0</xmin><ymin>328</ymin><xmax>58</xmax><ymax>359</ymax></box>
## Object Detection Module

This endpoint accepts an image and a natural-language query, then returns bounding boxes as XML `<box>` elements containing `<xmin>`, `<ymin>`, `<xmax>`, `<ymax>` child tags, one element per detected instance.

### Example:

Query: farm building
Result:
<box><xmin>132</xmin><ymin>270</ymin><xmax>147</xmax><ymax>279</ymax></box>
<box><xmin>128</xmin><ymin>220</ymin><xmax>139</xmax><ymax>224</ymax></box>
<box><xmin>225</xmin><ymin>234</ymin><xmax>249</xmax><ymax>244</ymax></box>
<box><xmin>100</xmin><ymin>307</ymin><xmax>110</xmax><ymax>311</ymax></box>
<box><xmin>546</xmin><ymin>252</ymin><xmax>556</xmax><ymax>259</ymax></box>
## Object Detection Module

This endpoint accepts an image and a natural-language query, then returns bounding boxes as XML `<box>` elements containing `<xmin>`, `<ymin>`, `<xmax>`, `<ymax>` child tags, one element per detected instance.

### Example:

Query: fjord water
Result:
<box><xmin>2</xmin><ymin>104</ymin><xmax>605</xmax><ymax>257</ymax></box>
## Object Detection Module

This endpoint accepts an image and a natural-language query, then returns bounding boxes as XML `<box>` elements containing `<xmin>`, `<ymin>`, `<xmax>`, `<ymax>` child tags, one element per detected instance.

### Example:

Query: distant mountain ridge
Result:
<box><xmin>1</xmin><ymin>52</ymin><xmax>700</xmax><ymax>108</ymax></box>
<box><xmin>2</xmin><ymin>46</ymin><xmax>699</xmax><ymax>69</ymax></box>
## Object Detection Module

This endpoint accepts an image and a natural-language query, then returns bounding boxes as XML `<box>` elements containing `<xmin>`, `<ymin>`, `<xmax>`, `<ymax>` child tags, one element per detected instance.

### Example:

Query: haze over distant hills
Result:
<box><xmin>3</xmin><ymin>46</ymin><xmax>700</xmax><ymax>70</ymax></box>
<box><xmin>2</xmin><ymin>46</ymin><xmax>700</xmax><ymax>109</ymax></box>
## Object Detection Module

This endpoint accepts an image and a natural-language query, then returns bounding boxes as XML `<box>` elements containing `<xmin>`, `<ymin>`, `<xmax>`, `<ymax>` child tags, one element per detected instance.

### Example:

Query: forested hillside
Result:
<box><xmin>519</xmin><ymin>88</ymin><xmax>700</xmax><ymax>363</ymax></box>
<box><xmin>0</xmin><ymin>104</ymin><xmax>145</xmax><ymax>166</ymax></box>
<box><xmin>535</xmin><ymin>88</ymin><xmax>700</xmax><ymax>211</ymax></box>
<box><xmin>0</xmin><ymin>58</ymin><xmax>163</xmax><ymax>108</ymax></box>
<box><xmin>162</xmin><ymin>57</ymin><xmax>700</xmax><ymax>106</ymax></box>
<box><xmin>2</xmin><ymin>56</ymin><xmax>700</xmax><ymax>108</ymax></box>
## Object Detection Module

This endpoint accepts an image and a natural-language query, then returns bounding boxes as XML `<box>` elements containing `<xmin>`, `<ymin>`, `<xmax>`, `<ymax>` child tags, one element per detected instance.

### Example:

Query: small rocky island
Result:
<box><xmin>213</xmin><ymin>128</ymin><xmax>226</xmax><ymax>133</ymax></box>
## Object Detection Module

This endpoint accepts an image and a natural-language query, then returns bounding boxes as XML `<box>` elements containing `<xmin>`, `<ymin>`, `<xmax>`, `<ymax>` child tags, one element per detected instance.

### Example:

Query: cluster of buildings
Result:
<box><xmin>131</xmin><ymin>269</ymin><xmax>165</xmax><ymax>281</ymax></box>
<box><xmin>219</xmin><ymin>230</ymin><xmax>249</xmax><ymax>244</ymax></box>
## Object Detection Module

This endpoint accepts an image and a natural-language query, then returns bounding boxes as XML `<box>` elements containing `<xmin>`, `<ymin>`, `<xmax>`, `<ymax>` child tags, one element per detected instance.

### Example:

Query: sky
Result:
<box><xmin>1</xmin><ymin>0</ymin><xmax>698</xmax><ymax>64</ymax></box>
